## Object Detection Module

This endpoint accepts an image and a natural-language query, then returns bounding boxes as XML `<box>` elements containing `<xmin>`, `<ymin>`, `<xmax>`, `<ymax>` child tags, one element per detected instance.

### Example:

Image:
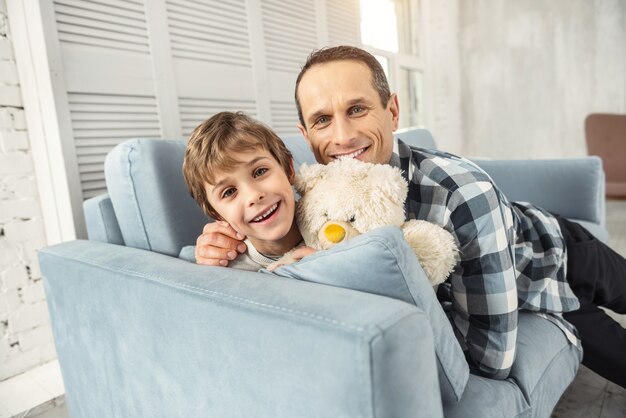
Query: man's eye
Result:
<box><xmin>221</xmin><ymin>188</ymin><xmax>236</xmax><ymax>198</ymax></box>
<box><xmin>254</xmin><ymin>167</ymin><xmax>268</xmax><ymax>177</ymax></box>
<box><xmin>350</xmin><ymin>106</ymin><xmax>365</xmax><ymax>115</ymax></box>
<box><xmin>315</xmin><ymin>116</ymin><xmax>330</xmax><ymax>127</ymax></box>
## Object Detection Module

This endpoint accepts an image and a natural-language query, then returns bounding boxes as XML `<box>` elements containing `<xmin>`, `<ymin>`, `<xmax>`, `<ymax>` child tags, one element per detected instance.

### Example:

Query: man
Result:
<box><xmin>194</xmin><ymin>46</ymin><xmax>626</xmax><ymax>386</ymax></box>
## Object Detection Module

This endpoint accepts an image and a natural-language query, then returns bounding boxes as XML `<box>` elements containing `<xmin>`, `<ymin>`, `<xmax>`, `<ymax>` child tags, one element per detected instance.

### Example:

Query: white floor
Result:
<box><xmin>0</xmin><ymin>361</ymin><xmax>64</xmax><ymax>418</ymax></box>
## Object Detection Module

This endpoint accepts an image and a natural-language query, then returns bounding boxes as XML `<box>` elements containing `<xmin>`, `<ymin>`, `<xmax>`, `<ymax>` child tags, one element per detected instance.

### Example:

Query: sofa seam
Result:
<box><xmin>97</xmin><ymin>197</ymin><xmax>115</xmax><ymax>243</ymax></box>
<box><xmin>368</xmin><ymin>310</ymin><xmax>433</xmax><ymax>418</ymax></box>
<box><xmin>40</xmin><ymin>247</ymin><xmax>419</xmax><ymax>338</ymax></box>
<box><xmin>523</xmin><ymin>342</ymin><xmax>579</xmax><ymax>414</ymax></box>
<box><xmin>124</xmin><ymin>142</ymin><xmax>151</xmax><ymax>250</ymax></box>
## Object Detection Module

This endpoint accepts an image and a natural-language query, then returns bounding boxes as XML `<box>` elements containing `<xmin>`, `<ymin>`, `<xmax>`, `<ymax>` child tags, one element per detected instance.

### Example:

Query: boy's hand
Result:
<box><xmin>195</xmin><ymin>221</ymin><xmax>247</xmax><ymax>266</ymax></box>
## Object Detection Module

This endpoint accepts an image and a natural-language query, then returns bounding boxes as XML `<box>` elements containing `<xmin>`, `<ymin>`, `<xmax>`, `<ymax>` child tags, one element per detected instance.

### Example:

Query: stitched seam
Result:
<box><xmin>41</xmin><ymin>248</ymin><xmax>404</xmax><ymax>334</ymax></box>
<box><xmin>125</xmin><ymin>142</ymin><xmax>151</xmax><ymax>249</ymax></box>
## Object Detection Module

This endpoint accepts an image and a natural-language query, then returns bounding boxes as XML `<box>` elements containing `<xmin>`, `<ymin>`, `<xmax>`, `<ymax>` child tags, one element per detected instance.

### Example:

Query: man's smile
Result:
<box><xmin>332</xmin><ymin>146</ymin><xmax>369</xmax><ymax>160</ymax></box>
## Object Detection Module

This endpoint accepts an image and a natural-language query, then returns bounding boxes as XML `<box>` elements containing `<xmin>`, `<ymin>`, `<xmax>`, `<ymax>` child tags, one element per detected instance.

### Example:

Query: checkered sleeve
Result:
<box><xmin>447</xmin><ymin>180</ymin><xmax>518</xmax><ymax>380</ymax></box>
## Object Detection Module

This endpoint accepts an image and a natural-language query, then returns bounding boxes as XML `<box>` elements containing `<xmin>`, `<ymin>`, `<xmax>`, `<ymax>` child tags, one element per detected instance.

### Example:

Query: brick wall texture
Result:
<box><xmin>0</xmin><ymin>0</ymin><xmax>57</xmax><ymax>381</ymax></box>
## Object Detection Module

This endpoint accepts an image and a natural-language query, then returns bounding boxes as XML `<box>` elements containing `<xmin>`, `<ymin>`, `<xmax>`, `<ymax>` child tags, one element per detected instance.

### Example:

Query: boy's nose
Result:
<box><xmin>246</xmin><ymin>188</ymin><xmax>265</xmax><ymax>206</ymax></box>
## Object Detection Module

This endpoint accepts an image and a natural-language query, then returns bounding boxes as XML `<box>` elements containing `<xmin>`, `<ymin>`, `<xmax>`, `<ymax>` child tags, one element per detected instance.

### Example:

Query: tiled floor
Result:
<box><xmin>6</xmin><ymin>200</ymin><xmax>626</xmax><ymax>418</ymax></box>
<box><xmin>0</xmin><ymin>361</ymin><xmax>65</xmax><ymax>418</ymax></box>
<box><xmin>552</xmin><ymin>198</ymin><xmax>626</xmax><ymax>417</ymax></box>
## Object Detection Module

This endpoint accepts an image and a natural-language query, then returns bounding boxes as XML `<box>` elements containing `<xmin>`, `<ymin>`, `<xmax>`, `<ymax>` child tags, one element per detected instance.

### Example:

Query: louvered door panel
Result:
<box><xmin>179</xmin><ymin>97</ymin><xmax>257</xmax><ymax>138</ymax></box>
<box><xmin>270</xmin><ymin>100</ymin><xmax>299</xmax><ymax>137</ymax></box>
<box><xmin>55</xmin><ymin>0</ymin><xmax>150</xmax><ymax>54</ymax></box>
<box><xmin>326</xmin><ymin>0</ymin><xmax>361</xmax><ymax>46</ymax></box>
<box><xmin>69</xmin><ymin>93</ymin><xmax>160</xmax><ymax>199</ymax></box>
<box><xmin>166</xmin><ymin>0</ymin><xmax>258</xmax><ymax>135</ymax></box>
<box><xmin>54</xmin><ymin>0</ymin><xmax>159</xmax><ymax>201</ymax></box>
<box><xmin>167</xmin><ymin>0</ymin><xmax>251</xmax><ymax>66</ymax></box>
<box><xmin>261</xmin><ymin>0</ymin><xmax>317</xmax><ymax>136</ymax></box>
<box><xmin>261</xmin><ymin>0</ymin><xmax>318</xmax><ymax>73</ymax></box>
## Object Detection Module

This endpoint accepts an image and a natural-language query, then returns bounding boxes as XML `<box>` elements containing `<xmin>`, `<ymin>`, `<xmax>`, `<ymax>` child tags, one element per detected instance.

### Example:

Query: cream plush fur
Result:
<box><xmin>290</xmin><ymin>158</ymin><xmax>458</xmax><ymax>286</ymax></box>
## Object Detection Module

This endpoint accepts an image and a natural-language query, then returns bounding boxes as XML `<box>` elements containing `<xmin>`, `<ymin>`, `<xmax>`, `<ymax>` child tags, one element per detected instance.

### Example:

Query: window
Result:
<box><xmin>360</xmin><ymin>0</ymin><xmax>425</xmax><ymax>129</ymax></box>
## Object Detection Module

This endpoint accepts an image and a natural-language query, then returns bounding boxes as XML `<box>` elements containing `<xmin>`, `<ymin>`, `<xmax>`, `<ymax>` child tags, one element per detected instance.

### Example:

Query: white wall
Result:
<box><xmin>422</xmin><ymin>0</ymin><xmax>464</xmax><ymax>154</ymax></box>
<box><xmin>0</xmin><ymin>0</ymin><xmax>56</xmax><ymax>381</ymax></box>
<box><xmin>458</xmin><ymin>0</ymin><xmax>626</xmax><ymax>158</ymax></box>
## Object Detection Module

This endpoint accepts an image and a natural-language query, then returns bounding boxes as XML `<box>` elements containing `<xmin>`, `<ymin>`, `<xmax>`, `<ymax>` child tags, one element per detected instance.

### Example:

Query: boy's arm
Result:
<box><xmin>446</xmin><ymin>182</ymin><xmax>518</xmax><ymax>380</ymax></box>
<box><xmin>195</xmin><ymin>221</ymin><xmax>247</xmax><ymax>266</ymax></box>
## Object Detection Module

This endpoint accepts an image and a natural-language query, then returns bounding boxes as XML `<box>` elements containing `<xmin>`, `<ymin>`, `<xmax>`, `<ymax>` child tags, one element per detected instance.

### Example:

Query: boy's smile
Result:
<box><xmin>205</xmin><ymin>148</ymin><xmax>300</xmax><ymax>256</ymax></box>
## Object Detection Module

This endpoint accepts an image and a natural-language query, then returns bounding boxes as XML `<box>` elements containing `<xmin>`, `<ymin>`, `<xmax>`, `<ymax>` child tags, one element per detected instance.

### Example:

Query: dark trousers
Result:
<box><xmin>555</xmin><ymin>216</ymin><xmax>626</xmax><ymax>388</ymax></box>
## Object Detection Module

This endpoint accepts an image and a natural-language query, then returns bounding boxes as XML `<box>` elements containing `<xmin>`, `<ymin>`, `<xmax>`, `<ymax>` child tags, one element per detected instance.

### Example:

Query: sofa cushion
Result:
<box><xmin>105</xmin><ymin>139</ymin><xmax>210</xmax><ymax>256</ymax></box>
<box><xmin>270</xmin><ymin>226</ymin><xmax>469</xmax><ymax>404</ymax></box>
<box><xmin>444</xmin><ymin>311</ymin><xmax>581</xmax><ymax>417</ymax></box>
<box><xmin>83</xmin><ymin>193</ymin><xmax>125</xmax><ymax>245</ymax></box>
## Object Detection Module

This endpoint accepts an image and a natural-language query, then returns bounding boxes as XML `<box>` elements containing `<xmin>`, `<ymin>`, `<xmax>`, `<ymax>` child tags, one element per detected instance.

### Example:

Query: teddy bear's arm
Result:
<box><xmin>401</xmin><ymin>220</ymin><xmax>459</xmax><ymax>286</ymax></box>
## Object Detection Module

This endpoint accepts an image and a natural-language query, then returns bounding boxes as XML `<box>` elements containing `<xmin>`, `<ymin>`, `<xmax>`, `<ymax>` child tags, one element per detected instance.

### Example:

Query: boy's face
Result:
<box><xmin>205</xmin><ymin>148</ymin><xmax>297</xmax><ymax>255</ymax></box>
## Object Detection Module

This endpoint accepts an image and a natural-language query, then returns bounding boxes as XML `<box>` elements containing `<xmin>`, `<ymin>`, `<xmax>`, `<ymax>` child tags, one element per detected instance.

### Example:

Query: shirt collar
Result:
<box><xmin>244</xmin><ymin>239</ymin><xmax>281</xmax><ymax>267</ymax></box>
<box><xmin>389</xmin><ymin>137</ymin><xmax>401</xmax><ymax>169</ymax></box>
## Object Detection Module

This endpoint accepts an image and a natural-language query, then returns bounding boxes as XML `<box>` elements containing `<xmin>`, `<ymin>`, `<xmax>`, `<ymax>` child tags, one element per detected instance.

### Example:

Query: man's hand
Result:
<box><xmin>195</xmin><ymin>221</ymin><xmax>247</xmax><ymax>266</ymax></box>
<box><xmin>290</xmin><ymin>246</ymin><xmax>317</xmax><ymax>261</ymax></box>
<box><xmin>266</xmin><ymin>246</ymin><xmax>317</xmax><ymax>272</ymax></box>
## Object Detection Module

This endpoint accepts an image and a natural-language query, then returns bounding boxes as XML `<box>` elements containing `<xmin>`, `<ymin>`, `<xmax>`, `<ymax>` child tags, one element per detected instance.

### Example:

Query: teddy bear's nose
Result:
<box><xmin>324</xmin><ymin>223</ymin><xmax>346</xmax><ymax>243</ymax></box>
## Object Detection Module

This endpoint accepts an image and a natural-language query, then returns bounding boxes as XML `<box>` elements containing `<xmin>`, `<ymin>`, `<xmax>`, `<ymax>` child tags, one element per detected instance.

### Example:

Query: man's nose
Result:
<box><xmin>333</xmin><ymin>116</ymin><xmax>356</xmax><ymax>145</ymax></box>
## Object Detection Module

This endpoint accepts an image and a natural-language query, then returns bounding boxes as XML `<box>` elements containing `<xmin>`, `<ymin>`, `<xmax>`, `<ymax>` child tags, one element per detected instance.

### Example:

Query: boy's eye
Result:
<box><xmin>221</xmin><ymin>188</ymin><xmax>236</xmax><ymax>198</ymax></box>
<box><xmin>254</xmin><ymin>167</ymin><xmax>268</xmax><ymax>177</ymax></box>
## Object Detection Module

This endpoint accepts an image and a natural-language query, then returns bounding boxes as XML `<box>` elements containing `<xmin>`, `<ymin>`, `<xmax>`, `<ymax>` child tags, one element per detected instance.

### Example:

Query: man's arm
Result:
<box><xmin>195</xmin><ymin>221</ymin><xmax>247</xmax><ymax>266</ymax></box>
<box><xmin>446</xmin><ymin>181</ymin><xmax>518</xmax><ymax>380</ymax></box>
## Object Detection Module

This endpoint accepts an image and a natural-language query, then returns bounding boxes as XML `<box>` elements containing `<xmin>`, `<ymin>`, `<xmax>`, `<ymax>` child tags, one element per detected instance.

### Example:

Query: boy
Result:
<box><xmin>183</xmin><ymin>111</ymin><xmax>306</xmax><ymax>271</ymax></box>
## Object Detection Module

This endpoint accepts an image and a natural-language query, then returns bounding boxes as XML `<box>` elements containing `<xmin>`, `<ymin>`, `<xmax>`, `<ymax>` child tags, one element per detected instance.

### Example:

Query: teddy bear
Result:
<box><xmin>288</xmin><ymin>158</ymin><xmax>458</xmax><ymax>286</ymax></box>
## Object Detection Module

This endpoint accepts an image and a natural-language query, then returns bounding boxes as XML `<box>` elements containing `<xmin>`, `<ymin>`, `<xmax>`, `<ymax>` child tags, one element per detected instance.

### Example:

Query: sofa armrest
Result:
<box><xmin>39</xmin><ymin>240</ymin><xmax>443</xmax><ymax>418</ymax></box>
<box><xmin>472</xmin><ymin>157</ymin><xmax>605</xmax><ymax>227</ymax></box>
<box><xmin>83</xmin><ymin>193</ymin><xmax>125</xmax><ymax>245</ymax></box>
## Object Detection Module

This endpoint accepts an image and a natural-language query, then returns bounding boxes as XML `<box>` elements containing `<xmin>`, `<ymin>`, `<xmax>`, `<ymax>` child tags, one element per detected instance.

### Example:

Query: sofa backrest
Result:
<box><xmin>100</xmin><ymin>128</ymin><xmax>436</xmax><ymax>256</ymax></box>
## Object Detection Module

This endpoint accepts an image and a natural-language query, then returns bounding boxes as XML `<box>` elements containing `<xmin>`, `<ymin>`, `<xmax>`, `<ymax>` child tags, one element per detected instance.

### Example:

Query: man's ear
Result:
<box><xmin>297</xmin><ymin>123</ymin><xmax>311</xmax><ymax>148</ymax></box>
<box><xmin>388</xmin><ymin>93</ymin><xmax>400</xmax><ymax>131</ymax></box>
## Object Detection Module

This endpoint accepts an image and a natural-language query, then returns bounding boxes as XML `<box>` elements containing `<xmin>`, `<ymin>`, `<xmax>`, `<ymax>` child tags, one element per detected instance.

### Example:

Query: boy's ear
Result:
<box><xmin>288</xmin><ymin>159</ymin><xmax>296</xmax><ymax>185</ymax></box>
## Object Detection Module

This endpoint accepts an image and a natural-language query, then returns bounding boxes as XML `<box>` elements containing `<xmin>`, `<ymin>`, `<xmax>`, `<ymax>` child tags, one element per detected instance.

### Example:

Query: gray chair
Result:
<box><xmin>39</xmin><ymin>128</ymin><xmax>606</xmax><ymax>417</ymax></box>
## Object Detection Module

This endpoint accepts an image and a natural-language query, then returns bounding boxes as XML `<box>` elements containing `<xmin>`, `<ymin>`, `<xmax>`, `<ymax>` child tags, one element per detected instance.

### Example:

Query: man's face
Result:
<box><xmin>297</xmin><ymin>60</ymin><xmax>399</xmax><ymax>165</ymax></box>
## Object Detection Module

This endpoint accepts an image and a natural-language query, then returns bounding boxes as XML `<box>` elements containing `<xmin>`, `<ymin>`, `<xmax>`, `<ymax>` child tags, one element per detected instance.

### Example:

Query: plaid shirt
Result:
<box><xmin>391</xmin><ymin>139</ymin><xmax>580</xmax><ymax>379</ymax></box>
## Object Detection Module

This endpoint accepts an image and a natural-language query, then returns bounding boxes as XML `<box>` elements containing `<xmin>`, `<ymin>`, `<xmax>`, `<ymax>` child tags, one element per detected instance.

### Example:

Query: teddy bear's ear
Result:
<box><xmin>366</xmin><ymin>164</ymin><xmax>408</xmax><ymax>203</ymax></box>
<box><xmin>295</xmin><ymin>163</ymin><xmax>328</xmax><ymax>195</ymax></box>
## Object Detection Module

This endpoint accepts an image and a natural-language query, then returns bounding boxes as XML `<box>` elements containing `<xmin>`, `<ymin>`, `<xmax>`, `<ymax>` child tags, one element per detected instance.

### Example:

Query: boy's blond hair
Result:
<box><xmin>183</xmin><ymin>111</ymin><xmax>294</xmax><ymax>220</ymax></box>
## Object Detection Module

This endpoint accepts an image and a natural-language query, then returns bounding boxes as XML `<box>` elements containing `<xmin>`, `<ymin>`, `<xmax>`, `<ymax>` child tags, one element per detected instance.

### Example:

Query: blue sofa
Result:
<box><xmin>38</xmin><ymin>129</ymin><xmax>607</xmax><ymax>417</ymax></box>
